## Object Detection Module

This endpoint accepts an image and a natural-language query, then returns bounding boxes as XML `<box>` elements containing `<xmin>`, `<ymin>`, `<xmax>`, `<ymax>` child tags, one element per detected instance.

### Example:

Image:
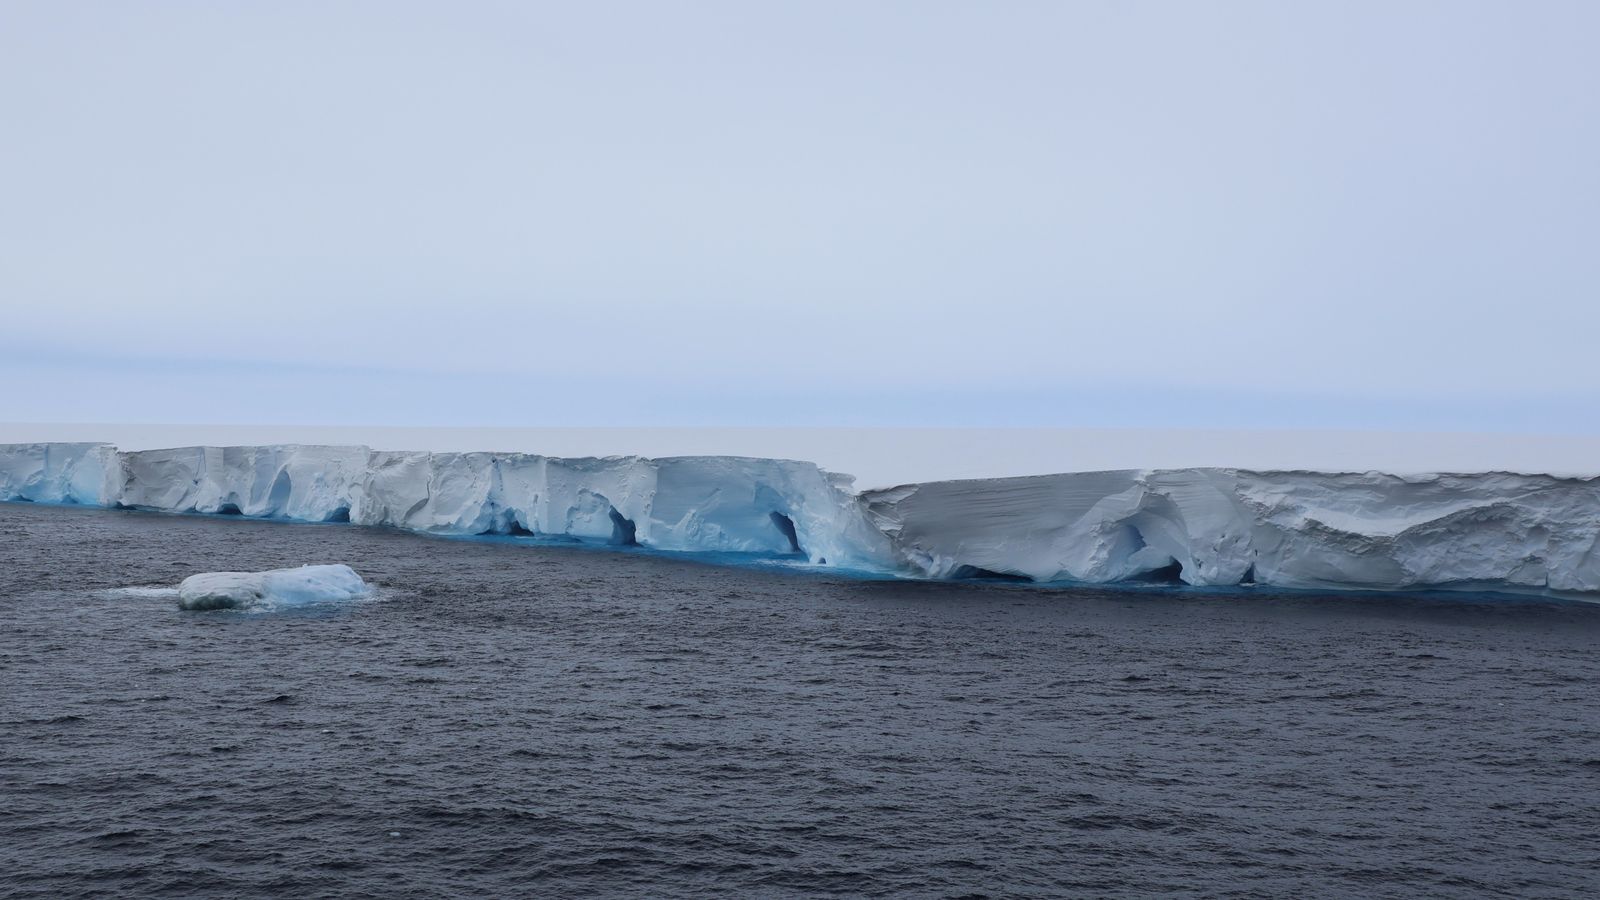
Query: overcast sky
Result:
<box><xmin>2</xmin><ymin>1</ymin><xmax>1596</xmax><ymax>430</ymax></box>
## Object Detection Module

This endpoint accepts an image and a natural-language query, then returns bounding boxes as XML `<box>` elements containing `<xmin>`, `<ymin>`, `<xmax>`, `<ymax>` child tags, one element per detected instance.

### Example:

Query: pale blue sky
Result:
<box><xmin>2</xmin><ymin>1</ymin><xmax>1596</xmax><ymax>429</ymax></box>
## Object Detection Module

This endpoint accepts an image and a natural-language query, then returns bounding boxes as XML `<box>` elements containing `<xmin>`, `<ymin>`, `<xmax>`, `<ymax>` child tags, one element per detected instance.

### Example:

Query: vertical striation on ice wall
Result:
<box><xmin>2</xmin><ymin>443</ymin><xmax>1598</xmax><ymax>598</ymax></box>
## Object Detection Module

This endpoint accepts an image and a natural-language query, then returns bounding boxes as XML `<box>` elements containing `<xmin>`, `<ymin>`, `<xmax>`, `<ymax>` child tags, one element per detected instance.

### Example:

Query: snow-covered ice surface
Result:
<box><xmin>176</xmin><ymin>564</ymin><xmax>370</xmax><ymax>611</ymax></box>
<box><xmin>3</xmin><ymin>441</ymin><xmax>1598</xmax><ymax>599</ymax></box>
<box><xmin>10</xmin><ymin>424</ymin><xmax>1600</xmax><ymax>488</ymax></box>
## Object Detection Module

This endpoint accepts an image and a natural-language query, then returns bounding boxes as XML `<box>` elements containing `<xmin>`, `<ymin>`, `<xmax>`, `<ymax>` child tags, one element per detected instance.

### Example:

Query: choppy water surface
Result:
<box><xmin>3</xmin><ymin>504</ymin><xmax>1598</xmax><ymax>898</ymax></box>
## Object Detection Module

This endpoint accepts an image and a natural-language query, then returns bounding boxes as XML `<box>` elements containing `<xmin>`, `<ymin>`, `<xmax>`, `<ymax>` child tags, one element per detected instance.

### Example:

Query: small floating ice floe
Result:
<box><xmin>177</xmin><ymin>564</ymin><xmax>370</xmax><ymax>611</ymax></box>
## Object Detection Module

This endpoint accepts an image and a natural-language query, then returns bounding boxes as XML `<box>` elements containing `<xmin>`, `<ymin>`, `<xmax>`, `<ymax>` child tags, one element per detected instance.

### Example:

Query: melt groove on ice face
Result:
<box><xmin>3</xmin><ymin>442</ymin><xmax>1598</xmax><ymax>599</ymax></box>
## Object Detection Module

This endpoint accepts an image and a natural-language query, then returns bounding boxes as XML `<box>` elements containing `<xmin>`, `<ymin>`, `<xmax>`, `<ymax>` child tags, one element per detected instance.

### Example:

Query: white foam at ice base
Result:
<box><xmin>95</xmin><ymin>587</ymin><xmax>181</xmax><ymax>600</ymax></box>
<box><xmin>176</xmin><ymin>564</ymin><xmax>370</xmax><ymax>611</ymax></box>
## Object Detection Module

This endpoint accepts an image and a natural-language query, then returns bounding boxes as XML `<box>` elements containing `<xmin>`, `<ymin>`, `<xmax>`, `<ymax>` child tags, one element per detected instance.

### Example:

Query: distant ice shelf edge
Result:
<box><xmin>3</xmin><ymin>442</ymin><xmax>1598</xmax><ymax>600</ymax></box>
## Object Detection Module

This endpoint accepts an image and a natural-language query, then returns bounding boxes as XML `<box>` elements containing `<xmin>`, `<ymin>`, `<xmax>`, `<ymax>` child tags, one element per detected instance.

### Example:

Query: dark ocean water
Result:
<box><xmin>2</xmin><ymin>503</ymin><xmax>1599</xmax><ymax>899</ymax></box>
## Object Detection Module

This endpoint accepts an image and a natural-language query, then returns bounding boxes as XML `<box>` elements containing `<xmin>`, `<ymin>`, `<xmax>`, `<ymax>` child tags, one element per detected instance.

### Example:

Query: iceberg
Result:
<box><xmin>863</xmin><ymin>469</ymin><xmax>1600</xmax><ymax>595</ymax></box>
<box><xmin>117</xmin><ymin>444</ymin><xmax>369</xmax><ymax>521</ymax></box>
<box><xmin>3</xmin><ymin>442</ymin><xmax>1598</xmax><ymax>599</ymax></box>
<box><xmin>341</xmin><ymin>450</ymin><xmax>890</xmax><ymax>568</ymax></box>
<box><xmin>0</xmin><ymin>442</ymin><xmax>119</xmax><ymax>505</ymax></box>
<box><xmin>177</xmin><ymin>564</ymin><xmax>370</xmax><ymax>610</ymax></box>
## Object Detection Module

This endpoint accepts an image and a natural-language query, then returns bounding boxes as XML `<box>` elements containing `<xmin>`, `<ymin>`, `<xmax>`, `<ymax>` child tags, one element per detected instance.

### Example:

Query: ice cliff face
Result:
<box><xmin>349</xmin><ymin>450</ymin><xmax>890</xmax><ymax>568</ymax></box>
<box><xmin>3</xmin><ymin>442</ymin><xmax>1597</xmax><ymax>598</ymax></box>
<box><xmin>0</xmin><ymin>442</ymin><xmax>119</xmax><ymax>505</ymax></box>
<box><xmin>0</xmin><ymin>442</ymin><xmax>888</xmax><ymax>570</ymax></box>
<box><xmin>862</xmin><ymin>469</ymin><xmax>1600</xmax><ymax>596</ymax></box>
<box><xmin>117</xmin><ymin>445</ymin><xmax>370</xmax><ymax>521</ymax></box>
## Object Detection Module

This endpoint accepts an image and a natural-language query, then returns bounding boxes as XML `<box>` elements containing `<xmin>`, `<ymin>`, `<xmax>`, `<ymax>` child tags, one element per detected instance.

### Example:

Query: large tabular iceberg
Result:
<box><xmin>2</xmin><ymin>442</ymin><xmax>1597</xmax><ymax>599</ymax></box>
<box><xmin>862</xmin><ymin>469</ymin><xmax>1600</xmax><ymax>595</ymax></box>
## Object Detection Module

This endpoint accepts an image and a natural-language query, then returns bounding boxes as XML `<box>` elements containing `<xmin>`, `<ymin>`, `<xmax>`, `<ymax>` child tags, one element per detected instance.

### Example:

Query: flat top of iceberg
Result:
<box><xmin>177</xmin><ymin>564</ymin><xmax>370</xmax><ymax>611</ymax></box>
<box><xmin>7</xmin><ymin>424</ymin><xmax>1600</xmax><ymax>488</ymax></box>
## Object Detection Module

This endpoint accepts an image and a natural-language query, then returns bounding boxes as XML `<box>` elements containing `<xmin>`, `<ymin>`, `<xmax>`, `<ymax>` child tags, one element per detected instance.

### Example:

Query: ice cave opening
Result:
<box><xmin>477</xmin><ymin>509</ymin><xmax>534</xmax><ymax>536</ymax></box>
<box><xmin>1127</xmin><ymin>559</ymin><xmax>1186</xmax><ymax>584</ymax></box>
<box><xmin>769</xmin><ymin>511</ymin><xmax>802</xmax><ymax>554</ymax></box>
<box><xmin>608</xmin><ymin>507</ymin><xmax>638</xmax><ymax>546</ymax></box>
<box><xmin>949</xmin><ymin>565</ymin><xmax>1033</xmax><ymax>583</ymax></box>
